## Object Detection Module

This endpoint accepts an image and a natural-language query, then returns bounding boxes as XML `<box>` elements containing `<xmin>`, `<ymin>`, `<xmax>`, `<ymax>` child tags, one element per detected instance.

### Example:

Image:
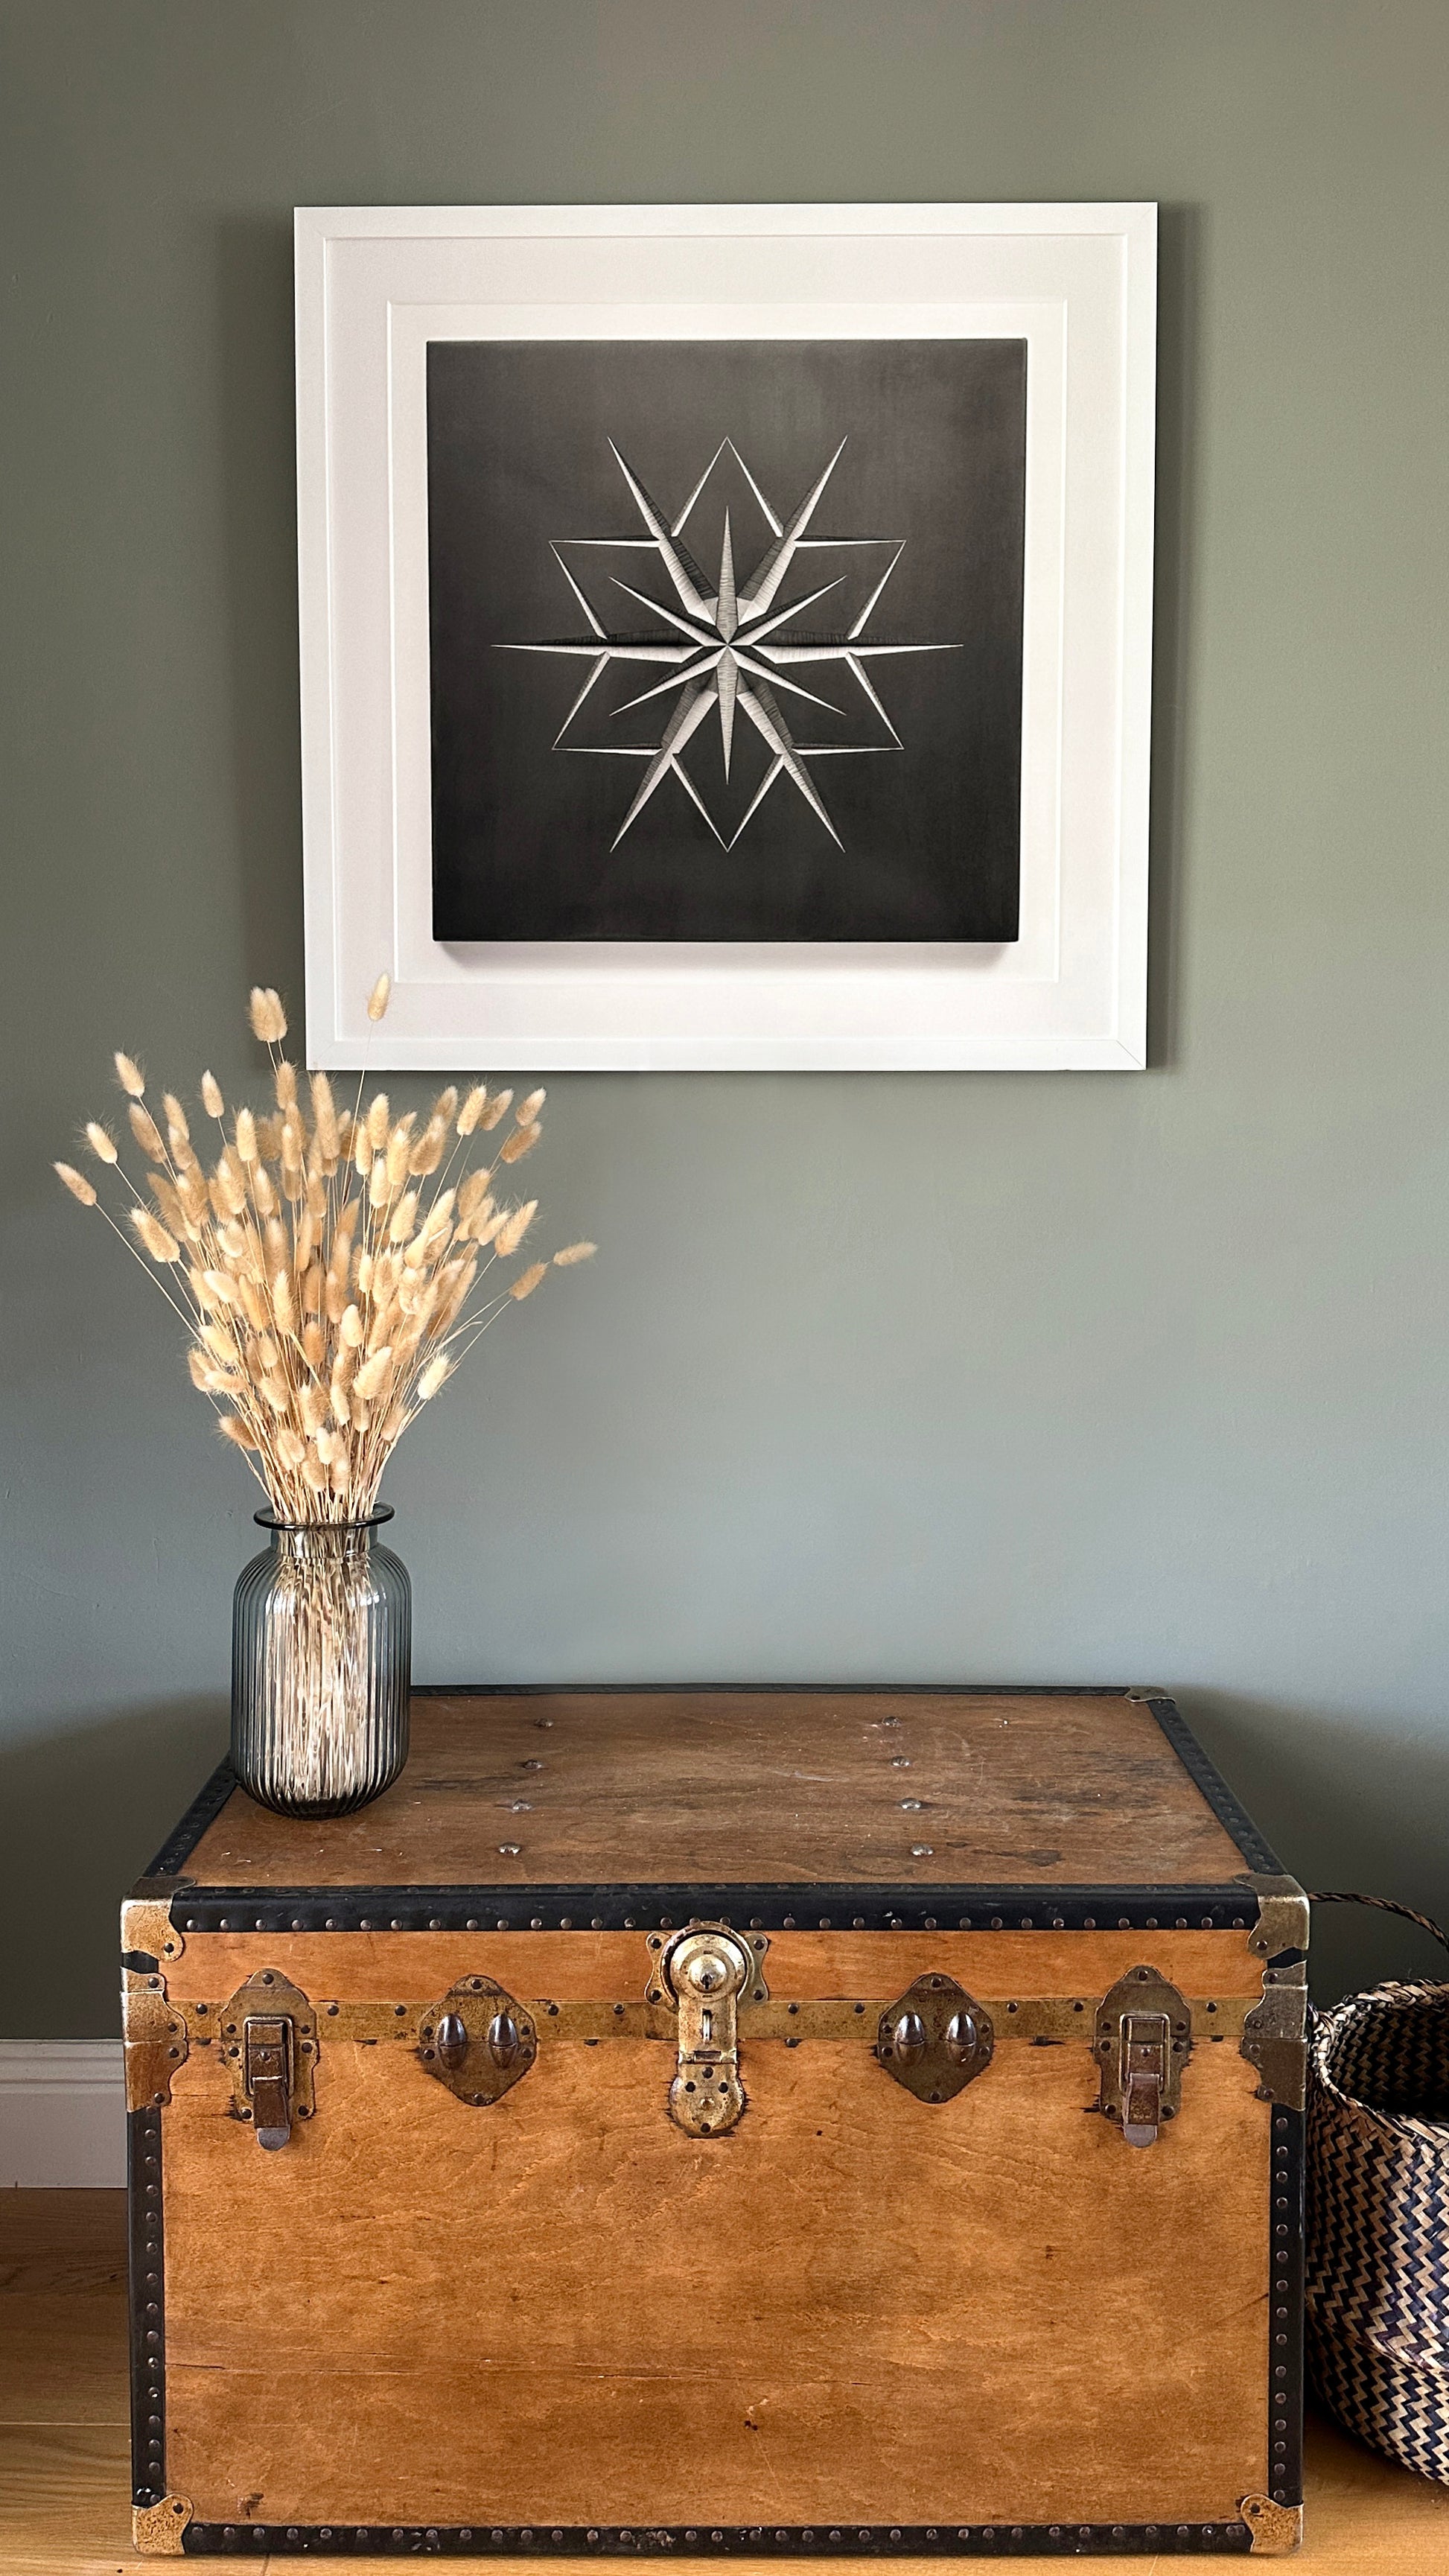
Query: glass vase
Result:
<box><xmin>230</xmin><ymin>1508</ymin><xmax>411</xmax><ymax>1816</ymax></box>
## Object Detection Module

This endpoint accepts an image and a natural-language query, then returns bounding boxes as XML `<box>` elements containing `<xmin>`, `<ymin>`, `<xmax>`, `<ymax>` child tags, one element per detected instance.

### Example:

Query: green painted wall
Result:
<box><xmin>4</xmin><ymin>2</ymin><xmax>1446</xmax><ymax>2035</ymax></box>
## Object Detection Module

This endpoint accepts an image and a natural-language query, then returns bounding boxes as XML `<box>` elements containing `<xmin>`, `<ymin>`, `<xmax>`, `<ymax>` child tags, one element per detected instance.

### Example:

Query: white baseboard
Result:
<box><xmin>0</xmin><ymin>2041</ymin><xmax>127</xmax><ymax>2187</ymax></box>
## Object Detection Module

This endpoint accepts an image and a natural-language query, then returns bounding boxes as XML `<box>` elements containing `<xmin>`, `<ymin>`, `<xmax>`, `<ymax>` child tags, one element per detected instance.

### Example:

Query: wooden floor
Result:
<box><xmin>4</xmin><ymin>2194</ymin><xmax>1448</xmax><ymax>2571</ymax></box>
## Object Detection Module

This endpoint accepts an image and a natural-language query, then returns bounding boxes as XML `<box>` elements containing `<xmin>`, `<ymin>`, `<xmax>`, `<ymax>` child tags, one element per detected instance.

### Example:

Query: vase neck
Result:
<box><xmin>267</xmin><ymin>1521</ymin><xmax>377</xmax><ymax>1562</ymax></box>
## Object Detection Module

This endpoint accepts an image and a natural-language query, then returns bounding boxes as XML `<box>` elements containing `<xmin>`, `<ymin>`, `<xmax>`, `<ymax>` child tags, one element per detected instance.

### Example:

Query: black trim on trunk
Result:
<box><xmin>144</xmin><ymin>1756</ymin><xmax>238</xmax><ymax>1878</ymax></box>
<box><xmin>128</xmin><ymin>2107</ymin><xmax>165</xmax><ymax>2508</ymax></box>
<box><xmin>182</xmin><ymin>2517</ymin><xmax>1255</xmax><ymax>2555</ymax></box>
<box><xmin>1138</xmin><ymin>1696</ymin><xmax>1284</xmax><ymax>1875</ymax></box>
<box><xmin>160</xmin><ymin>1881</ymin><xmax>1262</xmax><ymax>1936</ymax></box>
<box><xmin>1272</xmin><ymin>2106</ymin><xmax>1306</xmax><ymax>2508</ymax></box>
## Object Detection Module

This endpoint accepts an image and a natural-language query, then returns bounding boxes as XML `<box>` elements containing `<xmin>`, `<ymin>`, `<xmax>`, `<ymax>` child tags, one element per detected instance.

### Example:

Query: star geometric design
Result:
<box><xmin>498</xmin><ymin>439</ymin><xmax>961</xmax><ymax>850</ymax></box>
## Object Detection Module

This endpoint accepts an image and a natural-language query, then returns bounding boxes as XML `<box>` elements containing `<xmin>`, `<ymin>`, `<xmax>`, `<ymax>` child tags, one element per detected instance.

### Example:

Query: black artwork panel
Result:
<box><xmin>428</xmin><ymin>340</ymin><xmax>1025</xmax><ymax>941</ymax></box>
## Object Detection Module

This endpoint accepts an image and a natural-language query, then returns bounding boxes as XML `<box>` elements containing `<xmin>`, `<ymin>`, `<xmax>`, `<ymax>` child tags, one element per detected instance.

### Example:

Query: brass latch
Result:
<box><xmin>877</xmin><ymin>1974</ymin><xmax>995</xmax><ymax>2104</ymax></box>
<box><xmin>1095</xmin><ymin>1966</ymin><xmax>1191</xmax><ymax>2146</ymax></box>
<box><xmin>221</xmin><ymin>1971</ymin><xmax>317</xmax><ymax>2149</ymax></box>
<box><xmin>655</xmin><ymin>1924</ymin><xmax>757</xmax><ymax>2137</ymax></box>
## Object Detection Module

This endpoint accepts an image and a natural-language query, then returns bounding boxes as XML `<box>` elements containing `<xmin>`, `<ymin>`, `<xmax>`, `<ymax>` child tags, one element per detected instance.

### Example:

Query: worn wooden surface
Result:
<box><xmin>164</xmin><ymin>2023</ymin><xmax>1270</xmax><ymax>2528</ymax></box>
<box><xmin>4</xmin><ymin>2194</ymin><xmax>1449</xmax><ymax>2569</ymax></box>
<box><xmin>181</xmin><ymin>1691</ymin><xmax>1250</xmax><ymax>1891</ymax></box>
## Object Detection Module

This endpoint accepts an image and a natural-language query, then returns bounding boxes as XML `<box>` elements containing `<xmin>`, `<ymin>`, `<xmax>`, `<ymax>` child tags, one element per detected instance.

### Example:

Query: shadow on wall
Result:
<box><xmin>214</xmin><ymin>212</ymin><xmax>306</xmax><ymax>1008</ymax></box>
<box><xmin>1147</xmin><ymin>201</ymin><xmax>1203</xmax><ymax>1074</ymax></box>
<box><xmin>1181</xmin><ymin>1689</ymin><xmax>1449</xmax><ymax>2007</ymax></box>
<box><xmin>0</xmin><ymin>1698</ymin><xmax>226</xmax><ymax>2040</ymax></box>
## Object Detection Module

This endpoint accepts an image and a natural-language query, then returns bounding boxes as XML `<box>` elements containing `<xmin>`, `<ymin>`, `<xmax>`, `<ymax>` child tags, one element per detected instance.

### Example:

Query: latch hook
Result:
<box><xmin>243</xmin><ymin>2015</ymin><xmax>295</xmax><ymax>2151</ymax></box>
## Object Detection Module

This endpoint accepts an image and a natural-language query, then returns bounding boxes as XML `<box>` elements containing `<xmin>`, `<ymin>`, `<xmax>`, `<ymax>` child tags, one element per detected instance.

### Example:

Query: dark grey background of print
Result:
<box><xmin>427</xmin><ymin>338</ymin><xmax>1026</xmax><ymax>941</ymax></box>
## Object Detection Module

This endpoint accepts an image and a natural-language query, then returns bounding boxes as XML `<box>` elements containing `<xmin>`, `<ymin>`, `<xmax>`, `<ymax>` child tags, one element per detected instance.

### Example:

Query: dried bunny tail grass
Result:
<box><xmin>248</xmin><ymin>987</ymin><xmax>287</xmax><ymax>1044</ymax></box>
<box><xmin>407</xmin><ymin>1116</ymin><xmax>448</xmax><ymax>1177</ymax></box>
<box><xmin>131</xmin><ymin>1208</ymin><xmax>182</xmax><ymax>1263</ymax></box>
<box><xmin>352</xmin><ymin>1346</ymin><xmax>393</xmax><ymax>1402</ymax></box>
<box><xmin>66</xmin><ymin>975</ymin><xmax>593</xmax><ymax>1521</ymax></box>
<box><xmin>509</xmin><ymin>1262</ymin><xmax>548</xmax><ymax>1303</ymax></box>
<box><xmin>366</xmin><ymin>971</ymin><xmax>392</xmax><ymax>1023</ymax></box>
<box><xmin>499</xmin><ymin>1121</ymin><xmax>541</xmax><ymax>1164</ymax></box>
<box><xmin>309</xmin><ymin>1072</ymin><xmax>339</xmax><ymax>1160</ymax></box>
<box><xmin>128</xmin><ymin>1101</ymin><xmax>166</xmax><ymax>1162</ymax></box>
<box><xmin>149</xmin><ymin>1173</ymin><xmax>188</xmax><ymax>1234</ymax></box>
<box><xmin>494</xmin><ymin>1199</ymin><xmax>538</xmax><ymax>1259</ymax></box>
<box><xmin>384</xmin><ymin>1124</ymin><xmax>413</xmax><ymax>1191</ymax></box>
<box><xmin>387</xmin><ymin>1189</ymin><xmax>420</xmax><ymax>1246</ymax></box>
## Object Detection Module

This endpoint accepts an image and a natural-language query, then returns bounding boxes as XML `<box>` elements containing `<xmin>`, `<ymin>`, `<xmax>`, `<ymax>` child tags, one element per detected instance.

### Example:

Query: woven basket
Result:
<box><xmin>1307</xmin><ymin>1892</ymin><xmax>1449</xmax><ymax>2481</ymax></box>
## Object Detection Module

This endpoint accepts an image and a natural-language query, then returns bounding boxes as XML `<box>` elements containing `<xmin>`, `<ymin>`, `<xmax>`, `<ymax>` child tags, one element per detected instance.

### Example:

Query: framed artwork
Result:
<box><xmin>296</xmin><ymin>203</ymin><xmax>1156</xmax><ymax>1070</ymax></box>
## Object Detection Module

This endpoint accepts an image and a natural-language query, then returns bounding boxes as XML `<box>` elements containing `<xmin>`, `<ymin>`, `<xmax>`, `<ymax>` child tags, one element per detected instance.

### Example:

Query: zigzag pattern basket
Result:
<box><xmin>1307</xmin><ymin>1893</ymin><xmax>1449</xmax><ymax>2481</ymax></box>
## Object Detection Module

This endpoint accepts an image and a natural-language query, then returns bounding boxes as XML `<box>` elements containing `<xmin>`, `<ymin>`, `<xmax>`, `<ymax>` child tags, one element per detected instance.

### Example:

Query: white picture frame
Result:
<box><xmin>295</xmin><ymin>201</ymin><xmax>1156</xmax><ymax>1072</ymax></box>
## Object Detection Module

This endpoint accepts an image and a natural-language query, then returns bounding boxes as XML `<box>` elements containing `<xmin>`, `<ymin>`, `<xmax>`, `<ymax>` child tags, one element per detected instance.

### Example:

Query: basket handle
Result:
<box><xmin>1310</xmin><ymin>1889</ymin><xmax>1449</xmax><ymax>1956</ymax></box>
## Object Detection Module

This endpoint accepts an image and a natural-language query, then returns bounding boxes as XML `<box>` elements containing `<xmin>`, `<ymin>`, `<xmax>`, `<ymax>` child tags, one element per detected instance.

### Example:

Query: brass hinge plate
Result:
<box><xmin>122</xmin><ymin>1972</ymin><xmax>190</xmax><ymax>2111</ymax></box>
<box><xmin>1241</xmin><ymin>1960</ymin><xmax>1308</xmax><ymax>2109</ymax></box>
<box><xmin>418</xmin><ymin>1976</ymin><xmax>536</xmax><ymax>2104</ymax></box>
<box><xmin>1241</xmin><ymin>2493</ymin><xmax>1303</xmax><ymax>2553</ymax></box>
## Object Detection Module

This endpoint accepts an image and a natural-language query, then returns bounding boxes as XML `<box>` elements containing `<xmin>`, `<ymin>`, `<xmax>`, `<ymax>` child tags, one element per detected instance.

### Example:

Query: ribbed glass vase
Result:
<box><xmin>230</xmin><ymin>1509</ymin><xmax>411</xmax><ymax>1816</ymax></box>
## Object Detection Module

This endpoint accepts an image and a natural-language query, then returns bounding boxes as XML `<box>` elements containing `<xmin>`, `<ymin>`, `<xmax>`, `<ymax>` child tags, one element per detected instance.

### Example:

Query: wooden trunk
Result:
<box><xmin>123</xmin><ymin>1688</ymin><xmax>1306</xmax><ymax>2559</ymax></box>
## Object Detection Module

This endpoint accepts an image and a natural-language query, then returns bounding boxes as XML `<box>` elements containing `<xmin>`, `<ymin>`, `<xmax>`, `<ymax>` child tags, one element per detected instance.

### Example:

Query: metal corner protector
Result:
<box><xmin>1240</xmin><ymin>2492</ymin><xmax>1302</xmax><ymax>2553</ymax></box>
<box><xmin>133</xmin><ymin>2494</ymin><xmax>193</xmax><ymax>2555</ymax></box>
